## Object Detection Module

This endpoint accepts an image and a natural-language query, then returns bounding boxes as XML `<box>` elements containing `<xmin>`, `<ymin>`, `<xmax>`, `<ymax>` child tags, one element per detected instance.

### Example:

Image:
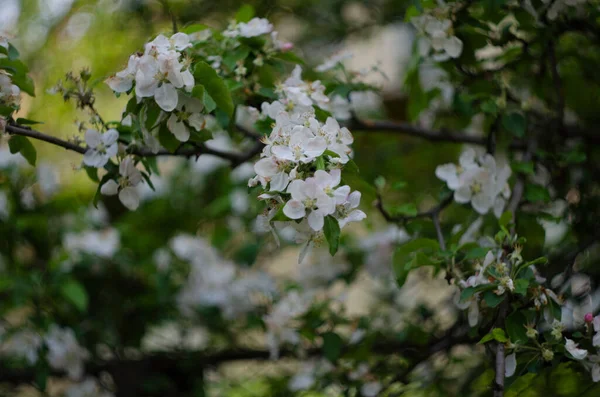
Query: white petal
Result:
<box><xmin>103</xmin><ymin>129</ymin><xmax>119</xmax><ymax>145</ymax></box>
<box><xmin>188</xmin><ymin>113</ymin><xmax>205</xmax><ymax>131</ymax></box>
<box><xmin>444</xmin><ymin>36</ymin><xmax>463</xmax><ymax>58</ymax></box>
<box><xmin>593</xmin><ymin>364</ymin><xmax>600</xmax><ymax>382</ymax></box>
<box><xmin>119</xmin><ymin>187</ymin><xmax>140</xmax><ymax>210</ymax></box>
<box><xmin>83</xmin><ymin>150</ymin><xmax>105</xmax><ymax>168</ymax></box>
<box><xmin>283</xmin><ymin>200</ymin><xmax>305</xmax><ymax>219</ymax></box>
<box><xmin>100</xmin><ymin>180</ymin><xmax>119</xmax><ymax>196</ymax></box>
<box><xmin>155</xmin><ymin>83</ymin><xmax>178</xmax><ymax>112</ymax></box>
<box><xmin>167</xmin><ymin>114</ymin><xmax>190</xmax><ymax>142</ymax></box>
<box><xmin>307</xmin><ymin>211</ymin><xmax>324</xmax><ymax>231</ymax></box>
<box><xmin>505</xmin><ymin>353</ymin><xmax>516</xmax><ymax>377</ymax></box>
<box><xmin>270</xmin><ymin>172</ymin><xmax>289</xmax><ymax>192</ymax></box>
<box><xmin>334</xmin><ymin>185</ymin><xmax>350</xmax><ymax>204</ymax></box>
<box><xmin>105</xmin><ymin>75</ymin><xmax>133</xmax><ymax>93</ymax></box>
<box><xmin>454</xmin><ymin>185</ymin><xmax>472</xmax><ymax>203</ymax></box>
<box><xmin>85</xmin><ymin>129</ymin><xmax>102</xmax><ymax>148</ymax></box>
<box><xmin>254</xmin><ymin>158</ymin><xmax>279</xmax><ymax>178</ymax></box>
<box><xmin>472</xmin><ymin>193</ymin><xmax>493</xmax><ymax>215</ymax></box>
<box><xmin>435</xmin><ymin>163</ymin><xmax>459</xmax><ymax>189</ymax></box>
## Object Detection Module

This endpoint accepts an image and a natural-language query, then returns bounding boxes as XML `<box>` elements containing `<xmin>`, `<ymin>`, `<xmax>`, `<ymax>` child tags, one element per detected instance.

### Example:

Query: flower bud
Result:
<box><xmin>281</xmin><ymin>42</ymin><xmax>294</xmax><ymax>51</ymax></box>
<box><xmin>542</xmin><ymin>348</ymin><xmax>554</xmax><ymax>362</ymax></box>
<box><xmin>525</xmin><ymin>326</ymin><xmax>538</xmax><ymax>339</ymax></box>
<box><xmin>585</xmin><ymin>313</ymin><xmax>594</xmax><ymax>323</ymax></box>
<box><xmin>0</xmin><ymin>116</ymin><xmax>6</xmax><ymax>134</ymax></box>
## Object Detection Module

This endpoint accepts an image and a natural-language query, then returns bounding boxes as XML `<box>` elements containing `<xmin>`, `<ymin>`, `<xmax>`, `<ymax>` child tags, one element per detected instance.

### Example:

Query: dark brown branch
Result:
<box><xmin>350</xmin><ymin>119</ymin><xmax>527</xmax><ymax>150</ymax></box>
<box><xmin>0</xmin><ymin>326</ymin><xmax>474</xmax><ymax>390</ymax></box>
<box><xmin>6</xmin><ymin>124</ymin><xmax>87</xmax><ymax>154</ymax></box>
<box><xmin>5</xmin><ymin>123</ymin><xmax>264</xmax><ymax>167</ymax></box>
<box><xmin>376</xmin><ymin>194</ymin><xmax>453</xmax><ymax>224</ymax></box>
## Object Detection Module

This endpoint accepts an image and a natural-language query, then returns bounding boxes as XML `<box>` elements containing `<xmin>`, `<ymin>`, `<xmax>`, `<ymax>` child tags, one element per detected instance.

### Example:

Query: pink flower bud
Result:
<box><xmin>281</xmin><ymin>42</ymin><xmax>294</xmax><ymax>52</ymax></box>
<box><xmin>585</xmin><ymin>313</ymin><xmax>594</xmax><ymax>323</ymax></box>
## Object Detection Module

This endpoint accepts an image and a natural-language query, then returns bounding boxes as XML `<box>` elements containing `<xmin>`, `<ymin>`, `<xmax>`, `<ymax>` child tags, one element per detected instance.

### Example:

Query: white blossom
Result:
<box><xmin>436</xmin><ymin>149</ymin><xmax>511</xmax><ymax>216</ymax></box>
<box><xmin>263</xmin><ymin>290</ymin><xmax>312</xmax><ymax>359</ymax></box>
<box><xmin>83</xmin><ymin>129</ymin><xmax>119</xmax><ymax>168</ymax></box>
<box><xmin>100</xmin><ymin>158</ymin><xmax>142</xmax><ymax>210</ymax></box>
<box><xmin>0</xmin><ymin>329</ymin><xmax>42</xmax><ymax>364</ymax></box>
<box><xmin>166</xmin><ymin>93</ymin><xmax>205</xmax><ymax>141</ymax></box>
<box><xmin>45</xmin><ymin>325</ymin><xmax>90</xmax><ymax>380</ymax></box>
<box><xmin>565</xmin><ymin>338</ymin><xmax>588</xmax><ymax>360</ymax></box>
<box><xmin>64</xmin><ymin>228</ymin><xmax>120</xmax><ymax>258</ymax></box>
<box><xmin>238</xmin><ymin>18</ymin><xmax>273</xmax><ymax>37</ymax></box>
<box><xmin>412</xmin><ymin>14</ymin><xmax>463</xmax><ymax>61</ymax></box>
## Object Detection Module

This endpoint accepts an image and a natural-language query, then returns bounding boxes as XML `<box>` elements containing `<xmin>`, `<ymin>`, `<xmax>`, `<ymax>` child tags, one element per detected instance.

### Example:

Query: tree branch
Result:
<box><xmin>0</xmin><ymin>326</ymin><xmax>474</xmax><ymax>392</ymax></box>
<box><xmin>5</xmin><ymin>123</ymin><xmax>264</xmax><ymax>167</ymax></box>
<box><xmin>350</xmin><ymin>119</ymin><xmax>527</xmax><ymax>150</ymax></box>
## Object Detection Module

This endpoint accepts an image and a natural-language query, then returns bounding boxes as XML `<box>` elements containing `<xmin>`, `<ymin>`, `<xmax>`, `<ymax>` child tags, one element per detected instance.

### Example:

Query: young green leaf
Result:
<box><xmin>323</xmin><ymin>215</ymin><xmax>341</xmax><ymax>256</ymax></box>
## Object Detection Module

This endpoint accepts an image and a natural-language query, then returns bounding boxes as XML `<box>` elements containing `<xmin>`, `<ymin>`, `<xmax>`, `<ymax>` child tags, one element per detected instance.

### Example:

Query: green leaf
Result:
<box><xmin>273</xmin><ymin>52</ymin><xmax>305</xmax><ymax>65</ymax></box>
<box><xmin>393</xmin><ymin>238</ymin><xmax>440</xmax><ymax>287</ymax></box>
<box><xmin>193</xmin><ymin>61</ymin><xmax>234</xmax><ymax>117</ymax></box>
<box><xmin>235</xmin><ymin>4</ymin><xmax>255</xmax><ymax>22</ymax></box>
<box><xmin>483</xmin><ymin>290</ymin><xmax>505</xmax><ymax>308</ymax></box>
<box><xmin>8</xmin><ymin>135</ymin><xmax>36</xmax><ymax>166</ymax></box>
<box><xmin>511</xmin><ymin>161</ymin><xmax>534</xmax><ymax>175</ymax></box>
<box><xmin>514</xmin><ymin>278</ymin><xmax>529</xmax><ymax>296</ymax></box>
<box><xmin>506</xmin><ymin>311</ymin><xmax>528</xmax><ymax>343</ymax></box>
<box><xmin>499</xmin><ymin>210</ymin><xmax>513</xmax><ymax>228</ymax></box>
<box><xmin>11</xmin><ymin>73</ymin><xmax>35</xmax><ymax>97</ymax></box>
<box><xmin>223</xmin><ymin>47</ymin><xmax>250</xmax><ymax>70</ymax></box>
<box><xmin>182</xmin><ymin>23</ymin><xmax>212</xmax><ymax>34</ymax></box>
<box><xmin>322</xmin><ymin>332</ymin><xmax>343</xmax><ymax>362</ymax></box>
<box><xmin>524</xmin><ymin>184</ymin><xmax>551</xmax><ymax>203</ymax></box>
<box><xmin>144</xmin><ymin>101</ymin><xmax>161</xmax><ymax>131</ymax></box>
<box><xmin>502</xmin><ymin>112</ymin><xmax>526</xmax><ymax>138</ymax></box>
<box><xmin>158</xmin><ymin>124</ymin><xmax>181</xmax><ymax>153</ymax></box>
<box><xmin>15</xmin><ymin>118</ymin><xmax>43</xmax><ymax>125</ymax></box>
<box><xmin>315</xmin><ymin>156</ymin><xmax>325</xmax><ymax>170</ymax></box>
<box><xmin>84</xmin><ymin>166</ymin><xmax>99</xmax><ymax>182</ymax></box>
<box><xmin>8</xmin><ymin>44</ymin><xmax>20</xmax><ymax>60</ymax></box>
<box><xmin>60</xmin><ymin>280</ymin><xmax>89</xmax><ymax>312</ymax></box>
<box><xmin>323</xmin><ymin>215</ymin><xmax>341</xmax><ymax>256</ymax></box>
<box><xmin>391</xmin><ymin>203</ymin><xmax>417</xmax><ymax>217</ymax></box>
<box><xmin>479</xmin><ymin>328</ymin><xmax>508</xmax><ymax>344</ymax></box>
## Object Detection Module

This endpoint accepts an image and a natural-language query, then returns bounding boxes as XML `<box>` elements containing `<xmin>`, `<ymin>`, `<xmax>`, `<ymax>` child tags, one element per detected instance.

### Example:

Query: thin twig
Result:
<box><xmin>432</xmin><ymin>212</ymin><xmax>446</xmax><ymax>251</ymax></box>
<box><xmin>376</xmin><ymin>194</ymin><xmax>453</xmax><ymax>224</ymax></box>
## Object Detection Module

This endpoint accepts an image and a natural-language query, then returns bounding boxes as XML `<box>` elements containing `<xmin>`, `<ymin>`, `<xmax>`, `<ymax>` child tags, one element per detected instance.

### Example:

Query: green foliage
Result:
<box><xmin>8</xmin><ymin>135</ymin><xmax>36</xmax><ymax>166</ymax></box>
<box><xmin>323</xmin><ymin>215</ymin><xmax>341</xmax><ymax>256</ymax></box>
<box><xmin>193</xmin><ymin>61</ymin><xmax>234</xmax><ymax>117</ymax></box>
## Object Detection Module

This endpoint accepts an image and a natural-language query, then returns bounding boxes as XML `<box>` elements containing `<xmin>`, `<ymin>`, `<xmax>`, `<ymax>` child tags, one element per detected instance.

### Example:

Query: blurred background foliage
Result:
<box><xmin>1</xmin><ymin>0</ymin><xmax>600</xmax><ymax>396</ymax></box>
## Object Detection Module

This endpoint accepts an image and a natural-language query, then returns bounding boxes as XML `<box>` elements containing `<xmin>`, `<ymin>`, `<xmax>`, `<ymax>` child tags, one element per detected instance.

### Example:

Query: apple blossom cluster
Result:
<box><xmin>411</xmin><ymin>14</ymin><xmax>463</xmax><ymax>62</ymax></box>
<box><xmin>263</xmin><ymin>290</ymin><xmax>313</xmax><ymax>359</ymax></box>
<box><xmin>249</xmin><ymin>67</ymin><xmax>367</xmax><ymax>256</ymax></box>
<box><xmin>105</xmin><ymin>32</ymin><xmax>194</xmax><ymax>113</ymax></box>
<box><xmin>436</xmin><ymin>148</ymin><xmax>512</xmax><ymax>217</ymax></box>
<box><xmin>0</xmin><ymin>72</ymin><xmax>20</xmax><ymax>109</ymax></box>
<box><xmin>104</xmin><ymin>32</ymin><xmax>204</xmax><ymax>145</ymax></box>
<box><xmin>0</xmin><ymin>325</ymin><xmax>90</xmax><ymax>381</ymax></box>
<box><xmin>169</xmin><ymin>234</ymin><xmax>276</xmax><ymax>320</ymax></box>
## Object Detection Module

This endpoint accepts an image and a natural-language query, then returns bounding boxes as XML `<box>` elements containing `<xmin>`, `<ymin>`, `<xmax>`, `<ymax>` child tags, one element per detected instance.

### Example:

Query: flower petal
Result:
<box><xmin>283</xmin><ymin>200</ymin><xmax>306</xmax><ymax>219</ymax></box>
<box><xmin>100</xmin><ymin>180</ymin><xmax>119</xmax><ymax>196</ymax></box>
<box><xmin>119</xmin><ymin>187</ymin><xmax>140</xmax><ymax>210</ymax></box>
<box><xmin>155</xmin><ymin>83</ymin><xmax>178</xmax><ymax>112</ymax></box>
